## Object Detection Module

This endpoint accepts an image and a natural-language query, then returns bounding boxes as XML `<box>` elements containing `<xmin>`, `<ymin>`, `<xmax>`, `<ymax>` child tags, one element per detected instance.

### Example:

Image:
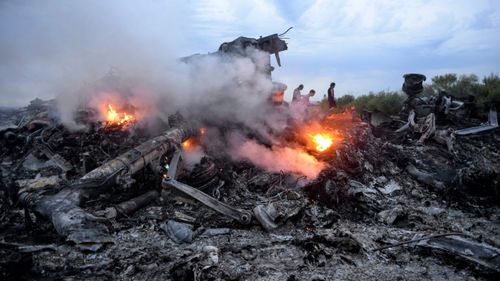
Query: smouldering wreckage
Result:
<box><xmin>393</xmin><ymin>74</ymin><xmax>498</xmax><ymax>153</ymax></box>
<box><xmin>1</xmin><ymin>33</ymin><xmax>499</xmax><ymax>280</ymax></box>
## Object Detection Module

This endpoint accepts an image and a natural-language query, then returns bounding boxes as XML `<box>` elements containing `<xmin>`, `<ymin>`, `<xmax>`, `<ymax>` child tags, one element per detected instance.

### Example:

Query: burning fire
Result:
<box><xmin>309</xmin><ymin>133</ymin><xmax>334</xmax><ymax>152</ymax></box>
<box><xmin>232</xmin><ymin>139</ymin><xmax>326</xmax><ymax>179</ymax></box>
<box><xmin>300</xmin><ymin>122</ymin><xmax>342</xmax><ymax>153</ymax></box>
<box><xmin>182</xmin><ymin>129</ymin><xmax>207</xmax><ymax>150</ymax></box>
<box><xmin>182</xmin><ymin>139</ymin><xmax>192</xmax><ymax>149</ymax></box>
<box><xmin>106</xmin><ymin>104</ymin><xmax>134</xmax><ymax>125</ymax></box>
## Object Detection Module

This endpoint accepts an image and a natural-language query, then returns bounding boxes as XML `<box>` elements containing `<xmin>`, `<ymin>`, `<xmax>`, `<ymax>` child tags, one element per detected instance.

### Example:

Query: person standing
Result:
<box><xmin>327</xmin><ymin>82</ymin><xmax>336</xmax><ymax>109</ymax></box>
<box><xmin>301</xmin><ymin>89</ymin><xmax>316</xmax><ymax>105</ymax></box>
<box><xmin>292</xmin><ymin>84</ymin><xmax>304</xmax><ymax>103</ymax></box>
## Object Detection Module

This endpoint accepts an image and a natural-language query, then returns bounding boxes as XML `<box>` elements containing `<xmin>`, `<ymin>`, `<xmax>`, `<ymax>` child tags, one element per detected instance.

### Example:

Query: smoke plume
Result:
<box><xmin>0</xmin><ymin>1</ymin><xmax>325</xmax><ymax>178</ymax></box>
<box><xmin>229</xmin><ymin>133</ymin><xmax>325</xmax><ymax>179</ymax></box>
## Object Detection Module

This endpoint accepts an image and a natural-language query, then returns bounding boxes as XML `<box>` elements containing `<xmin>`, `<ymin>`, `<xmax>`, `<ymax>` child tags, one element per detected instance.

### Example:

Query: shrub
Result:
<box><xmin>426</xmin><ymin>73</ymin><xmax>499</xmax><ymax>107</ymax></box>
<box><xmin>318</xmin><ymin>94</ymin><xmax>355</xmax><ymax>112</ymax></box>
<box><xmin>317</xmin><ymin>73</ymin><xmax>499</xmax><ymax>116</ymax></box>
<box><xmin>480</xmin><ymin>74</ymin><xmax>500</xmax><ymax>105</ymax></box>
<box><xmin>353</xmin><ymin>91</ymin><xmax>405</xmax><ymax>116</ymax></box>
<box><xmin>336</xmin><ymin>94</ymin><xmax>355</xmax><ymax>109</ymax></box>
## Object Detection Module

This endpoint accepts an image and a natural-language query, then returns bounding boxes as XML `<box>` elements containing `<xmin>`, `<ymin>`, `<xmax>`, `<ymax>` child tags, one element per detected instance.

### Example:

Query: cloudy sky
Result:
<box><xmin>1</xmin><ymin>0</ymin><xmax>499</xmax><ymax>106</ymax></box>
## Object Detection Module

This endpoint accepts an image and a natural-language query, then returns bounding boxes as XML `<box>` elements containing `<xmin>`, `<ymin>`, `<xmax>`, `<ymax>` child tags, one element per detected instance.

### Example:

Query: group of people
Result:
<box><xmin>291</xmin><ymin>84</ymin><xmax>312</xmax><ymax>106</ymax></box>
<box><xmin>291</xmin><ymin>82</ymin><xmax>336</xmax><ymax>109</ymax></box>
<box><xmin>287</xmin><ymin>82</ymin><xmax>336</xmax><ymax>121</ymax></box>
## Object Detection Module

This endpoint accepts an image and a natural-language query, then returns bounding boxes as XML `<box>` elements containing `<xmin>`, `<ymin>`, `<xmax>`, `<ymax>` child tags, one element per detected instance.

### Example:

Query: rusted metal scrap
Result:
<box><xmin>18</xmin><ymin>115</ymin><xmax>198</xmax><ymax>249</ymax></box>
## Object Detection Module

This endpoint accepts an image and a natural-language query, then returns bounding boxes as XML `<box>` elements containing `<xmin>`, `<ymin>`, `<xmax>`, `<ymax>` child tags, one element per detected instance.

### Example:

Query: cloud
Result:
<box><xmin>276</xmin><ymin>0</ymin><xmax>500</xmax><ymax>98</ymax></box>
<box><xmin>295</xmin><ymin>0</ymin><xmax>498</xmax><ymax>51</ymax></box>
<box><xmin>189</xmin><ymin>0</ymin><xmax>290</xmax><ymax>43</ymax></box>
<box><xmin>1</xmin><ymin>0</ymin><xmax>499</xmax><ymax>107</ymax></box>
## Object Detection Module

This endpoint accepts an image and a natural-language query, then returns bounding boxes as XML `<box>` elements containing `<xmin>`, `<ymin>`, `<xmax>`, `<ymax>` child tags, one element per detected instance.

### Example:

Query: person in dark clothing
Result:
<box><xmin>327</xmin><ymin>82</ymin><xmax>336</xmax><ymax>108</ymax></box>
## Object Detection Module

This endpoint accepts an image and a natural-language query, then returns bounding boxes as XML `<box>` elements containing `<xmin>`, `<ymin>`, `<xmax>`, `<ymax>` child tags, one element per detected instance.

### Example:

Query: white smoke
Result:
<box><xmin>229</xmin><ymin>134</ymin><xmax>325</xmax><ymax>179</ymax></box>
<box><xmin>0</xmin><ymin>1</ymin><xmax>326</xmax><ymax>178</ymax></box>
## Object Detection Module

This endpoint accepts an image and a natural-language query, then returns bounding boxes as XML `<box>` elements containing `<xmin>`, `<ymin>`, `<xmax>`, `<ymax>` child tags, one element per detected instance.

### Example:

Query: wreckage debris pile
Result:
<box><xmin>1</xmin><ymin>100</ymin><xmax>499</xmax><ymax>280</ymax></box>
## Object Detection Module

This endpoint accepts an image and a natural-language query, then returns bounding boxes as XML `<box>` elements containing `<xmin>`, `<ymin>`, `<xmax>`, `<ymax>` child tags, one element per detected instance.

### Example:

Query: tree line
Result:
<box><xmin>321</xmin><ymin>73</ymin><xmax>500</xmax><ymax>115</ymax></box>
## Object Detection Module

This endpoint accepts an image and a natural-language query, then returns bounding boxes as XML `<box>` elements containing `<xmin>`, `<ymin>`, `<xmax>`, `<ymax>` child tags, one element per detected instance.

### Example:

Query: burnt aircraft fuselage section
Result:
<box><xmin>181</xmin><ymin>33</ymin><xmax>287</xmax><ymax>83</ymax></box>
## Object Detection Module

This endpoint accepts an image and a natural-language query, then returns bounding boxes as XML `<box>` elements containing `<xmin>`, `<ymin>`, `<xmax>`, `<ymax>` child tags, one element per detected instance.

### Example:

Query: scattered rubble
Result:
<box><xmin>1</xmin><ymin>46</ymin><xmax>499</xmax><ymax>281</ymax></box>
<box><xmin>1</xmin><ymin>95</ymin><xmax>498</xmax><ymax>280</ymax></box>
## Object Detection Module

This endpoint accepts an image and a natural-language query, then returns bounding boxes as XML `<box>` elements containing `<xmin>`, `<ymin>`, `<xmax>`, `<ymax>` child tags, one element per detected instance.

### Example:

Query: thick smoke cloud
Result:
<box><xmin>229</xmin><ymin>134</ymin><xmax>325</xmax><ymax>179</ymax></box>
<box><xmin>0</xmin><ymin>1</ymin><xmax>324</xmax><ymax>178</ymax></box>
<box><xmin>0</xmin><ymin>0</ymin><xmax>275</xmax><ymax>128</ymax></box>
<box><xmin>0</xmin><ymin>0</ymin><xmax>188</xmax><ymax>108</ymax></box>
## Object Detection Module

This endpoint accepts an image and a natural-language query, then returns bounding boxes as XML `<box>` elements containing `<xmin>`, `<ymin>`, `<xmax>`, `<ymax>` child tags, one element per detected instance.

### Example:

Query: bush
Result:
<box><xmin>336</xmin><ymin>94</ymin><xmax>355</xmax><ymax>109</ymax></box>
<box><xmin>479</xmin><ymin>74</ymin><xmax>500</xmax><ymax>105</ymax></box>
<box><xmin>353</xmin><ymin>91</ymin><xmax>405</xmax><ymax>116</ymax></box>
<box><xmin>318</xmin><ymin>94</ymin><xmax>355</xmax><ymax>112</ymax></box>
<box><xmin>431</xmin><ymin>73</ymin><xmax>458</xmax><ymax>91</ymax></box>
<box><xmin>425</xmin><ymin>73</ymin><xmax>499</xmax><ymax>107</ymax></box>
<box><xmin>318</xmin><ymin>73</ymin><xmax>499</xmax><ymax>116</ymax></box>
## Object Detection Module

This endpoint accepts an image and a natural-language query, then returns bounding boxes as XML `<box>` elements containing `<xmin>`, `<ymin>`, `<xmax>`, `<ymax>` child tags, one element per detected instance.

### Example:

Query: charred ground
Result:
<box><xmin>0</xmin><ymin>95</ymin><xmax>499</xmax><ymax>280</ymax></box>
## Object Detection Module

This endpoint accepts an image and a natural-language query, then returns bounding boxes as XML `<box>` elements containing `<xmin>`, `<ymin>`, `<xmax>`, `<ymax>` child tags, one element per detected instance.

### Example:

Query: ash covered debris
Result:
<box><xmin>1</xmin><ymin>37</ymin><xmax>500</xmax><ymax>281</ymax></box>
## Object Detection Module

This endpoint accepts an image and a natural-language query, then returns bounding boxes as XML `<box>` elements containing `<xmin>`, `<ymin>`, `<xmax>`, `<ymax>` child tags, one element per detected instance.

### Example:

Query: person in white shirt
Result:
<box><xmin>292</xmin><ymin>84</ymin><xmax>304</xmax><ymax>103</ymax></box>
<box><xmin>301</xmin><ymin>89</ymin><xmax>316</xmax><ymax>105</ymax></box>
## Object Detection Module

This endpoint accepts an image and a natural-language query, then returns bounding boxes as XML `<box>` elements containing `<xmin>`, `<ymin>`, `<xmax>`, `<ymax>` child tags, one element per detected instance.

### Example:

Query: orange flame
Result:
<box><xmin>107</xmin><ymin>104</ymin><xmax>134</xmax><ymax>125</ymax></box>
<box><xmin>309</xmin><ymin>133</ymin><xmax>334</xmax><ymax>152</ymax></box>
<box><xmin>182</xmin><ymin>139</ymin><xmax>192</xmax><ymax>149</ymax></box>
<box><xmin>300</xmin><ymin>121</ymin><xmax>343</xmax><ymax>153</ymax></box>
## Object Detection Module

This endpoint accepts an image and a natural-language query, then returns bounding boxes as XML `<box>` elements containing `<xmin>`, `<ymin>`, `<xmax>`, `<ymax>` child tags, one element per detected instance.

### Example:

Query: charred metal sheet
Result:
<box><xmin>166</xmin><ymin>149</ymin><xmax>182</xmax><ymax>180</ymax></box>
<box><xmin>162</xmin><ymin>178</ymin><xmax>252</xmax><ymax>225</ymax></box>
<box><xmin>40</xmin><ymin>148</ymin><xmax>73</xmax><ymax>172</ymax></box>
<box><xmin>395</xmin><ymin>110</ymin><xmax>417</xmax><ymax>133</ymax></box>
<box><xmin>253</xmin><ymin>204</ymin><xmax>279</xmax><ymax>231</ymax></box>
<box><xmin>23</xmin><ymin>188</ymin><xmax>114</xmax><ymax>252</ymax></box>
<box><xmin>417</xmin><ymin>235</ymin><xmax>500</xmax><ymax>273</ymax></box>
<box><xmin>456</xmin><ymin>107</ymin><xmax>498</xmax><ymax>135</ymax></box>
<box><xmin>161</xmin><ymin>220</ymin><xmax>194</xmax><ymax>244</ymax></box>
<box><xmin>181</xmin><ymin>30</ymin><xmax>289</xmax><ymax>70</ymax></box>
<box><xmin>217</xmin><ymin>33</ymin><xmax>287</xmax><ymax>62</ymax></box>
